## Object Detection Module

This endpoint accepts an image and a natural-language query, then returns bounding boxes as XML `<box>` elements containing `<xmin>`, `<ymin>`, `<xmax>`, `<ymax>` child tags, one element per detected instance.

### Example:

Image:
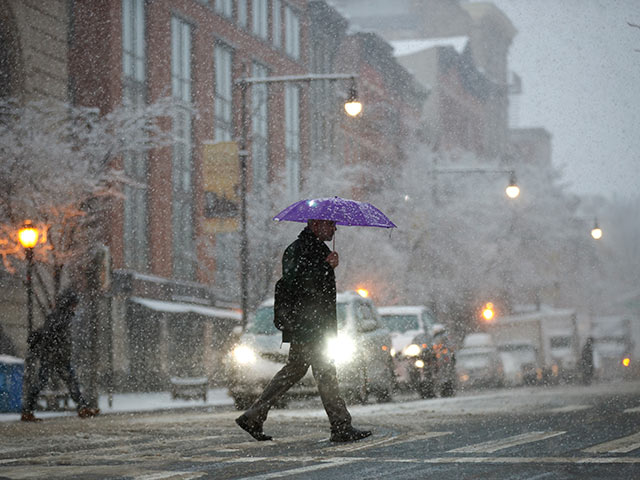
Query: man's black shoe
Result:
<box><xmin>330</xmin><ymin>426</ymin><xmax>372</xmax><ymax>442</ymax></box>
<box><xmin>235</xmin><ymin>414</ymin><xmax>273</xmax><ymax>441</ymax></box>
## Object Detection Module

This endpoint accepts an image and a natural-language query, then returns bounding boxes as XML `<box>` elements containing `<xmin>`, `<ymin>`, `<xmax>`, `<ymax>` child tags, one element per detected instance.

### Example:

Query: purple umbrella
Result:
<box><xmin>273</xmin><ymin>196</ymin><xmax>397</xmax><ymax>228</ymax></box>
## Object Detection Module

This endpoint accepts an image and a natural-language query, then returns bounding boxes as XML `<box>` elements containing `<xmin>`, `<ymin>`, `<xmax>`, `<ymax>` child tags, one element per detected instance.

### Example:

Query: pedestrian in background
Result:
<box><xmin>235</xmin><ymin>219</ymin><xmax>372</xmax><ymax>442</ymax></box>
<box><xmin>21</xmin><ymin>289</ymin><xmax>100</xmax><ymax>421</ymax></box>
<box><xmin>580</xmin><ymin>337</ymin><xmax>594</xmax><ymax>385</ymax></box>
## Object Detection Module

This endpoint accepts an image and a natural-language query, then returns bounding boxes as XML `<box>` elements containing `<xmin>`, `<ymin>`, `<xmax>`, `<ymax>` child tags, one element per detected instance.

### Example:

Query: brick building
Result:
<box><xmin>1</xmin><ymin>0</ymin><xmax>426</xmax><ymax>391</ymax></box>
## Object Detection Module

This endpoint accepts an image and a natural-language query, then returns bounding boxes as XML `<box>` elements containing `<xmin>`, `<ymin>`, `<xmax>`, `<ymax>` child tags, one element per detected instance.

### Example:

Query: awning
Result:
<box><xmin>130</xmin><ymin>297</ymin><xmax>241</xmax><ymax>323</ymax></box>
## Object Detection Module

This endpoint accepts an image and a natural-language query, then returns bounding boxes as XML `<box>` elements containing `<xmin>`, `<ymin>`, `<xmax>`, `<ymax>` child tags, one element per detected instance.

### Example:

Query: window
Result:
<box><xmin>122</xmin><ymin>0</ymin><xmax>148</xmax><ymax>272</ymax></box>
<box><xmin>272</xmin><ymin>0</ymin><xmax>282</xmax><ymax>48</ymax></box>
<box><xmin>214</xmin><ymin>43</ymin><xmax>233</xmax><ymax>142</ymax></box>
<box><xmin>215</xmin><ymin>0</ymin><xmax>232</xmax><ymax>18</ymax></box>
<box><xmin>284</xmin><ymin>84</ymin><xmax>300</xmax><ymax>200</ymax></box>
<box><xmin>237</xmin><ymin>0</ymin><xmax>247</xmax><ymax>27</ymax></box>
<box><xmin>284</xmin><ymin>5</ymin><xmax>300</xmax><ymax>59</ymax></box>
<box><xmin>171</xmin><ymin>16</ymin><xmax>195</xmax><ymax>280</ymax></box>
<box><xmin>252</xmin><ymin>0</ymin><xmax>268</xmax><ymax>39</ymax></box>
<box><xmin>252</xmin><ymin>62</ymin><xmax>269</xmax><ymax>192</ymax></box>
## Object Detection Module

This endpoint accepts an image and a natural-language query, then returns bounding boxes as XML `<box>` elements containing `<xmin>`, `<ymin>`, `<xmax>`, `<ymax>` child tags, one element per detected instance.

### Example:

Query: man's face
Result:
<box><xmin>310</xmin><ymin>220</ymin><xmax>337</xmax><ymax>242</ymax></box>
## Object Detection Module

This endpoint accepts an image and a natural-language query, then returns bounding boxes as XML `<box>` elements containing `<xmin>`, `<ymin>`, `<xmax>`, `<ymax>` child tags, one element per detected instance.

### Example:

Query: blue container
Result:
<box><xmin>0</xmin><ymin>355</ymin><xmax>24</xmax><ymax>413</ymax></box>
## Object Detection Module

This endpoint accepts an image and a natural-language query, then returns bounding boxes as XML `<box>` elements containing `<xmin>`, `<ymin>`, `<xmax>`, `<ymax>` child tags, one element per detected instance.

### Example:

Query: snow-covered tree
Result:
<box><xmin>0</xmin><ymin>98</ymin><xmax>176</xmax><ymax>314</ymax></box>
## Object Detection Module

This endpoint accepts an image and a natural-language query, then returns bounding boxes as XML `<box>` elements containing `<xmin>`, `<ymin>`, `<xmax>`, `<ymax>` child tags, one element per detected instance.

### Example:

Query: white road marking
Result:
<box><xmin>583</xmin><ymin>431</ymin><xmax>640</xmax><ymax>453</ymax></box>
<box><xmin>133</xmin><ymin>471</ymin><xmax>207</xmax><ymax>480</ymax></box>
<box><xmin>448</xmin><ymin>431</ymin><xmax>566</xmax><ymax>453</ymax></box>
<box><xmin>233</xmin><ymin>457</ymin><xmax>360</xmax><ymax>479</ymax></box>
<box><xmin>547</xmin><ymin>404</ymin><xmax>591</xmax><ymax>413</ymax></box>
<box><xmin>623</xmin><ymin>406</ymin><xmax>640</xmax><ymax>413</ymax></box>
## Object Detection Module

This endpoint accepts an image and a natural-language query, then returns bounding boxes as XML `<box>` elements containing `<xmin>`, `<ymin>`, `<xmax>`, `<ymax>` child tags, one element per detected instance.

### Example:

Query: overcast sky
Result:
<box><xmin>482</xmin><ymin>0</ymin><xmax>640</xmax><ymax>201</ymax></box>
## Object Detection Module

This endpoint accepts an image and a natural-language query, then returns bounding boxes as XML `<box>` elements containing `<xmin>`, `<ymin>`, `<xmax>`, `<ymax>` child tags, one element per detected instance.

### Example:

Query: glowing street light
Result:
<box><xmin>344</xmin><ymin>80</ymin><xmax>363</xmax><ymax>117</ymax></box>
<box><xmin>481</xmin><ymin>302</ymin><xmax>495</xmax><ymax>322</ymax></box>
<box><xmin>505</xmin><ymin>171</ymin><xmax>520</xmax><ymax>199</ymax></box>
<box><xmin>591</xmin><ymin>218</ymin><xmax>603</xmax><ymax>240</ymax></box>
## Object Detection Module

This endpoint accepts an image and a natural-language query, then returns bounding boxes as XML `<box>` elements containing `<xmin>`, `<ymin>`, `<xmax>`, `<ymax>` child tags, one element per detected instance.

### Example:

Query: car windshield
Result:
<box><xmin>247</xmin><ymin>306</ymin><xmax>279</xmax><ymax>335</ymax></box>
<box><xmin>381</xmin><ymin>314</ymin><xmax>420</xmax><ymax>333</ymax></box>
<box><xmin>458</xmin><ymin>351</ymin><xmax>491</xmax><ymax>368</ymax></box>
<box><xmin>499</xmin><ymin>345</ymin><xmax>537</xmax><ymax>363</ymax></box>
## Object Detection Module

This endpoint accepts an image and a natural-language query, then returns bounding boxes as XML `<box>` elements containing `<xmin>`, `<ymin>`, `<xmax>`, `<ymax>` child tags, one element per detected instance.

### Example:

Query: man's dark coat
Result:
<box><xmin>280</xmin><ymin>226</ymin><xmax>337</xmax><ymax>343</ymax></box>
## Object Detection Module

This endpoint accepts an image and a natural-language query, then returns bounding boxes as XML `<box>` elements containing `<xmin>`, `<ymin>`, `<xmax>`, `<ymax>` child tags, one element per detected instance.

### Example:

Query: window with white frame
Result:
<box><xmin>285</xmin><ymin>4</ymin><xmax>300</xmax><ymax>59</ymax></box>
<box><xmin>284</xmin><ymin>84</ymin><xmax>300</xmax><ymax>200</ymax></box>
<box><xmin>215</xmin><ymin>0</ymin><xmax>232</xmax><ymax>18</ymax></box>
<box><xmin>252</xmin><ymin>62</ymin><xmax>269</xmax><ymax>192</ymax></box>
<box><xmin>171</xmin><ymin>16</ymin><xmax>195</xmax><ymax>280</ymax></box>
<box><xmin>252</xmin><ymin>0</ymin><xmax>268</xmax><ymax>39</ymax></box>
<box><xmin>272</xmin><ymin>0</ymin><xmax>282</xmax><ymax>48</ymax></box>
<box><xmin>237</xmin><ymin>0</ymin><xmax>247</xmax><ymax>27</ymax></box>
<box><xmin>122</xmin><ymin>0</ymin><xmax>149</xmax><ymax>272</ymax></box>
<box><xmin>214</xmin><ymin>43</ymin><xmax>233</xmax><ymax>142</ymax></box>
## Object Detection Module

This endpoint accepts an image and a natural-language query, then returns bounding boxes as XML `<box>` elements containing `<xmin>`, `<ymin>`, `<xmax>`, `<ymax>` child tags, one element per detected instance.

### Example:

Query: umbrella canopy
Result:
<box><xmin>273</xmin><ymin>196</ymin><xmax>396</xmax><ymax>228</ymax></box>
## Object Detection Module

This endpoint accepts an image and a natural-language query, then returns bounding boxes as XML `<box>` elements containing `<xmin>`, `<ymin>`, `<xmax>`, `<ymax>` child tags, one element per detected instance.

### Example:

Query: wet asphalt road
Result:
<box><xmin>1</xmin><ymin>380</ymin><xmax>639</xmax><ymax>479</ymax></box>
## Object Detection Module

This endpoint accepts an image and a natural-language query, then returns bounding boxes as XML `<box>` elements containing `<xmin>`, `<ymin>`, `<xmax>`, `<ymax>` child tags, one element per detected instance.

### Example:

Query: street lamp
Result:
<box><xmin>505</xmin><ymin>171</ymin><xmax>520</xmax><ymax>199</ymax></box>
<box><xmin>235</xmin><ymin>73</ymin><xmax>360</xmax><ymax>326</ymax></box>
<box><xmin>591</xmin><ymin>217</ymin><xmax>603</xmax><ymax>240</ymax></box>
<box><xmin>18</xmin><ymin>221</ymin><xmax>39</xmax><ymax>335</ymax></box>
<box><xmin>344</xmin><ymin>79</ymin><xmax>362</xmax><ymax>117</ymax></box>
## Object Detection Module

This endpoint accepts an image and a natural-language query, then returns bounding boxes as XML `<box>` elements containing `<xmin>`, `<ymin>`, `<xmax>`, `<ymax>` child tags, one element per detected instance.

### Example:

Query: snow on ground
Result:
<box><xmin>0</xmin><ymin>388</ymin><xmax>234</xmax><ymax>422</ymax></box>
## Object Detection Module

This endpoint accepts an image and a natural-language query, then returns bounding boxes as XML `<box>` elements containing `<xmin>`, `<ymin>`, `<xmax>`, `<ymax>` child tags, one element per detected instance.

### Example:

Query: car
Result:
<box><xmin>378</xmin><ymin>305</ymin><xmax>437</xmax><ymax>388</ymax></box>
<box><xmin>456</xmin><ymin>333</ymin><xmax>505</xmax><ymax>389</ymax></box>
<box><xmin>409</xmin><ymin>325</ymin><xmax>457</xmax><ymax>398</ymax></box>
<box><xmin>225</xmin><ymin>291</ymin><xmax>395</xmax><ymax>410</ymax></box>
<box><xmin>497</xmin><ymin>341</ymin><xmax>541</xmax><ymax>386</ymax></box>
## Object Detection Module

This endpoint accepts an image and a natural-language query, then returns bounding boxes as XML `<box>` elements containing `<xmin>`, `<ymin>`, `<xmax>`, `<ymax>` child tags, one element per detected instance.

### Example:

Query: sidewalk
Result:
<box><xmin>0</xmin><ymin>387</ymin><xmax>234</xmax><ymax>422</ymax></box>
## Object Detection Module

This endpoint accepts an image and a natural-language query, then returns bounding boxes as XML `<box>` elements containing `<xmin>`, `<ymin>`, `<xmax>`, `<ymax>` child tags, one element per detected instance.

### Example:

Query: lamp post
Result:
<box><xmin>235</xmin><ymin>73</ymin><xmax>361</xmax><ymax>326</ymax></box>
<box><xmin>18</xmin><ymin>221</ymin><xmax>39</xmax><ymax>336</ymax></box>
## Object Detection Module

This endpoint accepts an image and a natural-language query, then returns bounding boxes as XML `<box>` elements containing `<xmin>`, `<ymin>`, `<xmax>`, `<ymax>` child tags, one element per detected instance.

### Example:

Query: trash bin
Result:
<box><xmin>0</xmin><ymin>355</ymin><xmax>24</xmax><ymax>413</ymax></box>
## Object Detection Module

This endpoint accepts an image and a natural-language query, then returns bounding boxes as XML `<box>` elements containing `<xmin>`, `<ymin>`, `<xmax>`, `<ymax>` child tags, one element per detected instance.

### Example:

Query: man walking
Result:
<box><xmin>236</xmin><ymin>219</ymin><xmax>372</xmax><ymax>442</ymax></box>
<box><xmin>21</xmin><ymin>289</ymin><xmax>100</xmax><ymax>421</ymax></box>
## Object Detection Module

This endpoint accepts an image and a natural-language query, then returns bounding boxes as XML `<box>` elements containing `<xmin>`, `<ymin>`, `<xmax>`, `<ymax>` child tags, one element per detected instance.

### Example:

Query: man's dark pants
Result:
<box><xmin>22</xmin><ymin>355</ymin><xmax>89</xmax><ymax>414</ymax></box>
<box><xmin>243</xmin><ymin>340</ymin><xmax>352</xmax><ymax>432</ymax></box>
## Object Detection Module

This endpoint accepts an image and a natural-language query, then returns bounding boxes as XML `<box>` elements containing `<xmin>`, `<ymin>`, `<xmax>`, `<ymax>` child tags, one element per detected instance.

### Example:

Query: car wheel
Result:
<box><xmin>418</xmin><ymin>377</ymin><xmax>436</xmax><ymax>399</ymax></box>
<box><xmin>440</xmin><ymin>380</ymin><xmax>456</xmax><ymax>397</ymax></box>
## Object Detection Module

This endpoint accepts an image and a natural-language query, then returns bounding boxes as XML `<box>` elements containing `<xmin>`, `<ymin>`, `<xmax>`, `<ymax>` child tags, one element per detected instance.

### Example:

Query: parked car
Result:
<box><xmin>378</xmin><ymin>305</ymin><xmax>437</xmax><ymax>388</ymax></box>
<box><xmin>410</xmin><ymin>325</ymin><xmax>457</xmax><ymax>398</ymax></box>
<box><xmin>497</xmin><ymin>341</ymin><xmax>541</xmax><ymax>386</ymax></box>
<box><xmin>225</xmin><ymin>291</ymin><xmax>395</xmax><ymax>410</ymax></box>
<box><xmin>456</xmin><ymin>333</ymin><xmax>505</xmax><ymax>389</ymax></box>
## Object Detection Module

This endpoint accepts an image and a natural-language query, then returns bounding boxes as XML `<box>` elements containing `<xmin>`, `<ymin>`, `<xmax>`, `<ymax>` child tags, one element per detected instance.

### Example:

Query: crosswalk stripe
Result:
<box><xmin>623</xmin><ymin>406</ymin><xmax>640</xmax><ymax>413</ymax></box>
<box><xmin>547</xmin><ymin>404</ymin><xmax>591</xmax><ymax>413</ymax></box>
<box><xmin>583</xmin><ymin>431</ymin><xmax>640</xmax><ymax>453</ymax></box>
<box><xmin>448</xmin><ymin>431</ymin><xmax>566</xmax><ymax>453</ymax></box>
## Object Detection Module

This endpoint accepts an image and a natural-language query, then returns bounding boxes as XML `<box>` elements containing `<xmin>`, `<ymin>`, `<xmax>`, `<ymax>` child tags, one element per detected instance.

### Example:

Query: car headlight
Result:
<box><xmin>415</xmin><ymin>359</ymin><xmax>425</xmax><ymax>369</ymax></box>
<box><xmin>232</xmin><ymin>345</ymin><xmax>256</xmax><ymax>365</ymax></box>
<box><xmin>390</xmin><ymin>348</ymin><xmax>397</xmax><ymax>357</ymax></box>
<box><xmin>326</xmin><ymin>336</ymin><xmax>356</xmax><ymax>365</ymax></box>
<box><xmin>403</xmin><ymin>344</ymin><xmax>421</xmax><ymax>357</ymax></box>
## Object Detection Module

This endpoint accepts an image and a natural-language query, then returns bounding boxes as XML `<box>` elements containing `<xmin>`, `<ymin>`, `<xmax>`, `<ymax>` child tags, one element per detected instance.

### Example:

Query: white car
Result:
<box><xmin>378</xmin><ymin>305</ymin><xmax>437</xmax><ymax>388</ymax></box>
<box><xmin>225</xmin><ymin>291</ymin><xmax>395</xmax><ymax>410</ymax></box>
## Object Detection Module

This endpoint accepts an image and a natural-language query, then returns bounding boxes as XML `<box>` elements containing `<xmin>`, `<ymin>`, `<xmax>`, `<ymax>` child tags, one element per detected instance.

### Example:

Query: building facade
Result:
<box><xmin>1</xmin><ymin>0</ymin><xmax>426</xmax><ymax>391</ymax></box>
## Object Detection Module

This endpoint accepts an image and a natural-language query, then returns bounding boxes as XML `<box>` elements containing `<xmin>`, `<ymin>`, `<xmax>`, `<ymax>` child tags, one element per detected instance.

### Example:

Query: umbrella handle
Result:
<box><xmin>333</xmin><ymin>235</ymin><xmax>335</xmax><ymax>252</ymax></box>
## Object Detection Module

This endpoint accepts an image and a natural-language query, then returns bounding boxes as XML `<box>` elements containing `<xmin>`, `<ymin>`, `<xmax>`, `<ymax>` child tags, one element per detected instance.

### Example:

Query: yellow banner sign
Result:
<box><xmin>202</xmin><ymin>141</ymin><xmax>239</xmax><ymax>233</ymax></box>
